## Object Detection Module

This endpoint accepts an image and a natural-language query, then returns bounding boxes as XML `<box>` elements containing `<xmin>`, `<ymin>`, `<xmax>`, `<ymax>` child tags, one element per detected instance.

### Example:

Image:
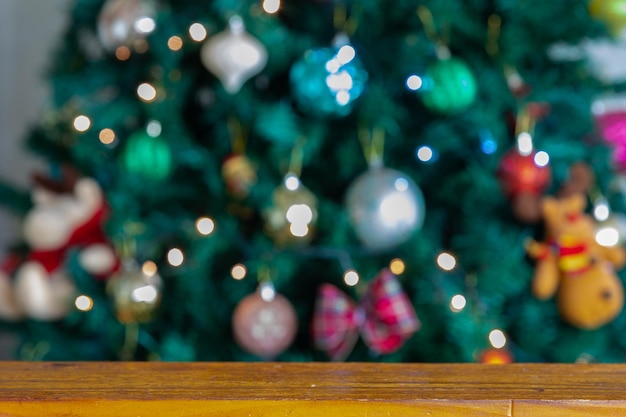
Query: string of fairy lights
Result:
<box><xmin>60</xmin><ymin>0</ymin><xmax>626</xmax><ymax>360</ymax></box>
<box><xmin>62</xmin><ymin>1</ymin><xmax>518</xmax><ymax>357</ymax></box>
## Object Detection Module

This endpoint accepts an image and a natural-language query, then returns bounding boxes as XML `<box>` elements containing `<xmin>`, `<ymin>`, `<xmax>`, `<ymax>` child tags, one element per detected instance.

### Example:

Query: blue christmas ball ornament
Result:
<box><xmin>290</xmin><ymin>35</ymin><xmax>368</xmax><ymax>117</ymax></box>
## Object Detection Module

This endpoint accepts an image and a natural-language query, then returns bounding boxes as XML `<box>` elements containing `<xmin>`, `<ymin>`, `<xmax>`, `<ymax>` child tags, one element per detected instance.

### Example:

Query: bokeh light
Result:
<box><xmin>437</xmin><ymin>252</ymin><xmax>456</xmax><ymax>271</ymax></box>
<box><xmin>167</xmin><ymin>248</ymin><xmax>184</xmax><ymax>266</ymax></box>
<box><xmin>343</xmin><ymin>269</ymin><xmax>359</xmax><ymax>286</ymax></box>
<box><xmin>189</xmin><ymin>23</ymin><xmax>207</xmax><ymax>41</ymax></box>
<box><xmin>231</xmin><ymin>263</ymin><xmax>247</xmax><ymax>280</ymax></box>
<box><xmin>73</xmin><ymin>115</ymin><xmax>91</xmax><ymax>132</ymax></box>
<box><xmin>196</xmin><ymin>217</ymin><xmax>215</xmax><ymax>235</ymax></box>
<box><xmin>75</xmin><ymin>295</ymin><xmax>94</xmax><ymax>312</ymax></box>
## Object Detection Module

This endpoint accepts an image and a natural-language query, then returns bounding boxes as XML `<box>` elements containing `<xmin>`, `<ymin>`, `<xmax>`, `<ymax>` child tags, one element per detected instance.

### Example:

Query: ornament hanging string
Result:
<box><xmin>257</xmin><ymin>265</ymin><xmax>272</xmax><ymax>285</ymax></box>
<box><xmin>113</xmin><ymin>222</ymin><xmax>144</xmax><ymax>361</ymax></box>
<box><xmin>515</xmin><ymin>106</ymin><xmax>536</xmax><ymax>139</ymax></box>
<box><xmin>255</xmin><ymin>265</ymin><xmax>280</xmax><ymax>302</ymax></box>
<box><xmin>227</xmin><ymin>116</ymin><xmax>248</xmax><ymax>155</ymax></box>
<box><xmin>114</xmin><ymin>221</ymin><xmax>144</xmax><ymax>262</ymax></box>
<box><xmin>485</xmin><ymin>13</ymin><xmax>530</xmax><ymax>99</ymax></box>
<box><xmin>287</xmin><ymin>135</ymin><xmax>306</xmax><ymax>178</ymax></box>
<box><xmin>358</xmin><ymin>126</ymin><xmax>385</xmax><ymax>168</ymax></box>
<box><xmin>485</xmin><ymin>14</ymin><xmax>501</xmax><ymax>57</ymax></box>
<box><xmin>416</xmin><ymin>6</ymin><xmax>449</xmax><ymax>57</ymax></box>
<box><xmin>334</xmin><ymin>2</ymin><xmax>360</xmax><ymax>36</ymax></box>
<box><xmin>119</xmin><ymin>322</ymin><xmax>140</xmax><ymax>360</ymax></box>
<box><xmin>416</xmin><ymin>6</ymin><xmax>439</xmax><ymax>43</ymax></box>
<box><xmin>514</xmin><ymin>101</ymin><xmax>552</xmax><ymax>146</ymax></box>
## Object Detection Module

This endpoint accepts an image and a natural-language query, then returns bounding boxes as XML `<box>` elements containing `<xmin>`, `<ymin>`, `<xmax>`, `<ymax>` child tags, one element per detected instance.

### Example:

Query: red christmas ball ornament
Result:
<box><xmin>479</xmin><ymin>348</ymin><xmax>514</xmax><ymax>364</ymax></box>
<box><xmin>498</xmin><ymin>148</ymin><xmax>551</xmax><ymax>198</ymax></box>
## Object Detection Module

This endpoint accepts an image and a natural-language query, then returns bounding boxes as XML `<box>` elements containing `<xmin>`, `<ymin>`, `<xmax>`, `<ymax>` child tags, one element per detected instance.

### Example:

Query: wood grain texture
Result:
<box><xmin>0</xmin><ymin>362</ymin><xmax>625</xmax><ymax>416</ymax></box>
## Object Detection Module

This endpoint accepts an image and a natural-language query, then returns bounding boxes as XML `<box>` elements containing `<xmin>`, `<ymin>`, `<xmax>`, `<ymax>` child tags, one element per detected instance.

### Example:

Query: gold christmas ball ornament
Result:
<box><xmin>221</xmin><ymin>153</ymin><xmax>257</xmax><ymax>199</ymax></box>
<box><xmin>232</xmin><ymin>284</ymin><xmax>298</xmax><ymax>360</ymax></box>
<box><xmin>263</xmin><ymin>174</ymin><xmax>318</xmax><ymax>246</ymax></box>
<box><xmin>589</xmin><ymin>0</ymin><xmax>626</xmax><ymax>35</ymax></box>
<box><xmin>107</xmin><ymin>261</ymin><xmax>162</xmax><ymax>324</ymax></box>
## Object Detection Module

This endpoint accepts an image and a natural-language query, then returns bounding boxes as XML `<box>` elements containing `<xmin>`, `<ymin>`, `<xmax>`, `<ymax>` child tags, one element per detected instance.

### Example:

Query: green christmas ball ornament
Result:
<box><xmin>419</xmin><ymin>58</ymin><xmax>478</xmax><ymax>114</ymax></box>
<box><xmin>121</xmin><ymin>124</ymin><xmax>173</xmax><ymax>181</ymax></box>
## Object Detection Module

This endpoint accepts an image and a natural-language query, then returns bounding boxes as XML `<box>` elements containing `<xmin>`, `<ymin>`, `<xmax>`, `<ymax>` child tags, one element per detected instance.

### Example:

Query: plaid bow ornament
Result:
<box><xmin>312</xmin><ymin>268</ymin><xmax>420</xmax><ymax>361</ymax></box>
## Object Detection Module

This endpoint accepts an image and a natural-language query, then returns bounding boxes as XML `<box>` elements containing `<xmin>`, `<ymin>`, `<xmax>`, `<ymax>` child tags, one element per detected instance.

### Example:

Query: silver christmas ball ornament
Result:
<box><xmin>263</xmin><ymin>174</ymin><xmax>318</xmax><ymax>247</ymax></box>
<box><xmin>97</xmin><ymin>0</ymin><xmax>157</xmax><ymax>52</ymax></box>
<box><xmin>346</xmin><ymin>167</ymin><xmax>425</xmax><ymax>251</ymax></box>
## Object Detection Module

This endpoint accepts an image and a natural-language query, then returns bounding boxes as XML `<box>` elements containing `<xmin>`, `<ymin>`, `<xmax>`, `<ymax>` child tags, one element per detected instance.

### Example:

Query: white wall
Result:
<box><xmin>0</xmin><ymin>0</ymin><xmax>71</xmax><ymax>360</ymax></box>
<box><xmin>0</xmin><ymin>0</ymin><xmax>71</xmax><ymax>252</ymax></box>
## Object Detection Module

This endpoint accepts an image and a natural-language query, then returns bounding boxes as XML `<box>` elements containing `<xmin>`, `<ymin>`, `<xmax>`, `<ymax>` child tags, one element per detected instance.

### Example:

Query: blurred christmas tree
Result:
<box><xmin>1</xmin><ymin>0</ymin><xmax>626</xmax><ymax>363</ymax></box>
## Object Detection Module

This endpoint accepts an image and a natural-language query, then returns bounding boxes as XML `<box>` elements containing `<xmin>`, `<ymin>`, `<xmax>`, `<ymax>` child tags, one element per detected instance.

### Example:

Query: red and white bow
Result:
<box><xmin>312</xmin><ymin>268</ymin><xmax>420</xmax><ymax>361</ymax></box>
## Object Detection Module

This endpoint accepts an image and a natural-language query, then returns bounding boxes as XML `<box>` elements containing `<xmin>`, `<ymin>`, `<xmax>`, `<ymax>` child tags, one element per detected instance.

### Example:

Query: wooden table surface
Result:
<box><xmin>0</xmin><ymin>362</ymin><xmax>624</xmax><ymax>416</ymax></box>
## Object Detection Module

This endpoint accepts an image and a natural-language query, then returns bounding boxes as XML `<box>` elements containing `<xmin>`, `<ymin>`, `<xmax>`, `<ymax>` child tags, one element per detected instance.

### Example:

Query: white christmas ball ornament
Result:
<box><xmin>97</xmin><ymin>0</ymin><xmax>157</xmax><ymax>52</ymax></box>
<box><xmin>200</xmin><ymin>15</ymin><xmax>268</xmax><ymax>94</ymax></box>
<box><xmin>346</xmin><ymin>167</ymin><xmax>425</xmax><ymax>251</ymax></box>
